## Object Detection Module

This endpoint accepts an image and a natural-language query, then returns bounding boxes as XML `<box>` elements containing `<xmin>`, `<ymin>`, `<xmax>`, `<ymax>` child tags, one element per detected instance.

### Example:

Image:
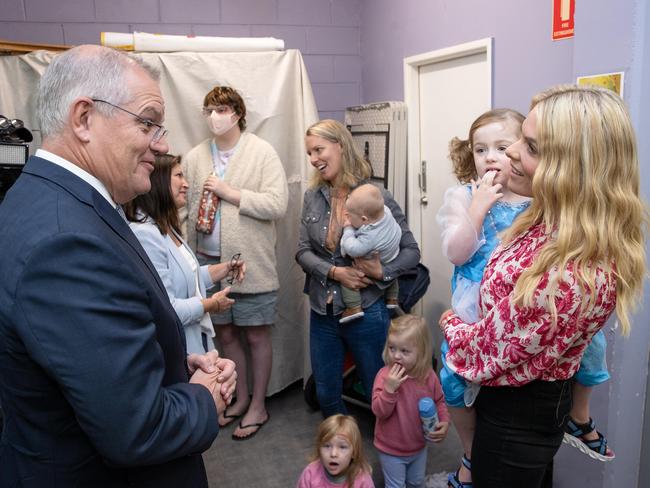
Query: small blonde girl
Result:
<box><xmin>297</xmin><ymin>414</ymin><xmax>374</xmax><ymax>488</ymax></box>
<box><xmin>372</xmin><ymin>315</ymin><xmax>449</xmax><ymax>488</ymax></box>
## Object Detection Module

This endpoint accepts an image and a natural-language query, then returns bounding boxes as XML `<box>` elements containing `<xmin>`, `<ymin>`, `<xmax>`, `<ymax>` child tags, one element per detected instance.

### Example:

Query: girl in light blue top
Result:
<box><xmin>125</xmin><ymin>154</ymin><xmax>245</xmax><ymax>354</ymax></box>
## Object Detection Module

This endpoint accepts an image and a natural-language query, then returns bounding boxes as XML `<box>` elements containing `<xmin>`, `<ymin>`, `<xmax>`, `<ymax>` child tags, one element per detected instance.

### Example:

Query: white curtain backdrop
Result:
<box><xmin>0</xmin><ymin>49</ymin><xmax>318</xmax><ymax>395</ymax></box>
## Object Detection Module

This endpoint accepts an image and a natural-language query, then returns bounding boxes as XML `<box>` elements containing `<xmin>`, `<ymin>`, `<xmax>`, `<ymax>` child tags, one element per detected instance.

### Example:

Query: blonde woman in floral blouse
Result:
<box><xmin>440</xmin><ymin>85</ymin><xmax>646</xmax><ymax>488</ymax></box>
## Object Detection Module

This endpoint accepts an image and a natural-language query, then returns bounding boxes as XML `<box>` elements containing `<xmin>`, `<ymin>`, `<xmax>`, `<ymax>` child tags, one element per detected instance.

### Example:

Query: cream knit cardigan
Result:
<box><xmin>181</xmin><ymin>133</ymin><xmax>288</xmax><ymax>294</ymax></box>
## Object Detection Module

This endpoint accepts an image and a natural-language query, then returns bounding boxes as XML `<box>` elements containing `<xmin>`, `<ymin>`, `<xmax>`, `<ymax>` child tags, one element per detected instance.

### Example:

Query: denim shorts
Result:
<box><xmin>211</xmin><ymin>291</ymin><xmax>277</xmax><ymax>326</ymax></box>
<box><xmin>198</xmin><ymin>254</ymin><xmax>277</xmax><ymax>326</ymax></box>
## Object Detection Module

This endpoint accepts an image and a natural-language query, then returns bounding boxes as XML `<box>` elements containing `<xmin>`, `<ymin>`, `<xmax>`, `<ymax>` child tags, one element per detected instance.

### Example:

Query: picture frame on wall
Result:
<box><xmin>576</xmin><ymin>71</ymin><xmax>625</xmax><ymax>97</ymax></box>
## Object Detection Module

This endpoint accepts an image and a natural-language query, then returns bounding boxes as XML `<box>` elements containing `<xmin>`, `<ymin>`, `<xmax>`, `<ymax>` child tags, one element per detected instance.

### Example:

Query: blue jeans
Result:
<box><xmin>310</xmin><ymin>298</ymin><xmax>390</xmax><ymax>417</ymax></box>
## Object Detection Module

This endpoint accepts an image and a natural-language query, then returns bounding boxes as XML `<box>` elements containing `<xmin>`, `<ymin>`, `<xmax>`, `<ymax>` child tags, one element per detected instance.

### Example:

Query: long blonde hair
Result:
<box><xmin>306</xmin><ymin>119</ymin><xmax>372</xmax><ymax>189</ymax></box>
<box><xmin>382</xmin><ymin>314</ymin><xmax>433</xmax><ymax>382</ymax></box>
<box><xmin>503</xmin><ymin>85</ymin><xmax>647</xmax><ymax>335</ymax></box>
<box><xmin>310</xmin><ymin>414</ymin><xmax>371</xmax><ymax>484</ymax></box>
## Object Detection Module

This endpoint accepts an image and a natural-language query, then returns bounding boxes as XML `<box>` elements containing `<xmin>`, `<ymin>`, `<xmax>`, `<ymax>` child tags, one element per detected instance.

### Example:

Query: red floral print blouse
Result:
<box><xmin>442</xmin><ymin>223</ymin><xmax>616</xmax><ymax>386</ymax></box>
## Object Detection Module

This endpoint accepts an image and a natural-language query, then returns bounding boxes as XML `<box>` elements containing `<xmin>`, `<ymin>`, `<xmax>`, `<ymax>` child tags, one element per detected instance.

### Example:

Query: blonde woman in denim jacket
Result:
<box><xmin>297</xmin><ymin>119</ymin><xmax>420</xmax><ymax>417</ymax></box>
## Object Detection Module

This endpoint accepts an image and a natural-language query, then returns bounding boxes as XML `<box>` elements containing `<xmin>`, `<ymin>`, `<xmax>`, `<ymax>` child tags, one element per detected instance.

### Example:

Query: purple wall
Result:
<box><xmin>0</xmin><ymin>0</ymin><xmax>362</xmax><ymax>121</ymax></box>
<box><xmin>359</xmin><ymin>0</ymin><xmax>573</xmax><ymax>113</ymax></box>
<box><xmin>1</xmin><ymin>1</ymin><xmax>649</xmax><ymax>485</ymax></box>
<box><xmin>360</xmin><ymin>1</ymin><xmax>650</xmax><ymax>487</ymax></box>
<box><xmin>572</xmin><ymin>1</ymin><xmax>650</xmax><ymax>487</ymax></box>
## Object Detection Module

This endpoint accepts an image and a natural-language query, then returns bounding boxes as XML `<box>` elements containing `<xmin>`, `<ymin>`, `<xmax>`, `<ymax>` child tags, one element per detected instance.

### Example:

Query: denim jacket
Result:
<box><xmin>296</xmin><ymin>182</ymin><xmax>421</xmax><ymax>315</ymax></box>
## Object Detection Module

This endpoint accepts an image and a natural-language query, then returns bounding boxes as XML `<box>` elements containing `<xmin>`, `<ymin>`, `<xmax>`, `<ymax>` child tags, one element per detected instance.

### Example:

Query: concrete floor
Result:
<box><xmin>202</xmin><ymin>381</ymin><xmax>463</xmax><ymax>487</ymax></box>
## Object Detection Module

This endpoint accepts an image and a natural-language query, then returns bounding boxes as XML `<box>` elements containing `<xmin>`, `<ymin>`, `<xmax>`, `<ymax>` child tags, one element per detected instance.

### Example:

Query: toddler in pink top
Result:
<box><xmin>372</xmin><ymin>314</ymin><xmax>449</xmax><ymax>488</ymax></box>
<box><xmin>297</xmin><ymin>414</ymin><xmax>374</xmax><ymax>488</ymax></box>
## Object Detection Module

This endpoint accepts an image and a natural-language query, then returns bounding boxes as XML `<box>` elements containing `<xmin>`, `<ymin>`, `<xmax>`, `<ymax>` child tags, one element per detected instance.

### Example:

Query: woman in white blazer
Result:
<box><xmin>125</xmin><ymin>154</ymin><xmax>245</xmax><ymax>354</ymax></box>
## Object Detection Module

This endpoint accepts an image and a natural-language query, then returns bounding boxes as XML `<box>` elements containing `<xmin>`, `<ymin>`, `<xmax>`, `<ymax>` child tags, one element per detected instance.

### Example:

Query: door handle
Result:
<box><xmin>419</xmin><ymin>160</ymin><xmax>428</xmax><ymax>205</ymax></box>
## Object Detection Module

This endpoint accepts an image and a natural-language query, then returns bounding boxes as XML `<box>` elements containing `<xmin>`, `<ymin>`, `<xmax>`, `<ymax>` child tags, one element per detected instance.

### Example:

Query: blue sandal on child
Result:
<box><xmin>448</xmin><ymin>454</ymin><xmax>472</xmax><ymax>487</ymax></box>
<box><xmin>563</xmin><ymin>416</ymin><xmax>615</xmax><ymax>462</ymax></box>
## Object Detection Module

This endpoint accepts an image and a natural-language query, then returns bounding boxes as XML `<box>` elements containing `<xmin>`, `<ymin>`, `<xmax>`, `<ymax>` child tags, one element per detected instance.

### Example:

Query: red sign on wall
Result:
<box><xmin>552</xmin><ymin>0</ymin><xmax>575</xmax><ymax>40</ymax></box>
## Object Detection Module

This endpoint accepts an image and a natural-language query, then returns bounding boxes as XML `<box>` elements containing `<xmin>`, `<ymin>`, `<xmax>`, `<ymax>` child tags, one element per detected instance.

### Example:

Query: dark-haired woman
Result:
<box><xmin>125</xmin><ymin>154</ymin><xmax>244</xmax><ymax>355</ymax></box>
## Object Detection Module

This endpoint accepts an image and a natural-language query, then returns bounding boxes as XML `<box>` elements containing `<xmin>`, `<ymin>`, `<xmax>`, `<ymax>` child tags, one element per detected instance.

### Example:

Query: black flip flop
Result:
<box><xmin>231</xmin><ymin>412</ymin><xmax>270</xmax><ymax>441</ymax></box>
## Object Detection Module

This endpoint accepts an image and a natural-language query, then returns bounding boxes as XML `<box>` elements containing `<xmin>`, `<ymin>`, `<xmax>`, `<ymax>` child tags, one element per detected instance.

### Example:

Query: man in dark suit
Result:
<box><xmin>0</xmin><ymin>45</ymin><xmax>236</xmax><ymax>487</ymax></box>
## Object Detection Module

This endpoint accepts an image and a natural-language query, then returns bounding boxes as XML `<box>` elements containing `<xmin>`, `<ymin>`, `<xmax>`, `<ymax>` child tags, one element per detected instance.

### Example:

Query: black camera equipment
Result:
<box><xmin>0</xmin><ymin>114</ymin><xmax>33</xmax><ymax>202</ymax></box>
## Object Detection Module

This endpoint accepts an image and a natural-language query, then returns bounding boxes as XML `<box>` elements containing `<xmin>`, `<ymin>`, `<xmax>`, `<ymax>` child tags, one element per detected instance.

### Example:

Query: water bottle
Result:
<box><xmin>418</xmin><ymin>397</ymin><xmax>438</xmax><ymax>436</ymax></box>
<box><xmin>196</xmin><ymin>189</ymin><xmax>219</xmax><ymax>234</ymax></box>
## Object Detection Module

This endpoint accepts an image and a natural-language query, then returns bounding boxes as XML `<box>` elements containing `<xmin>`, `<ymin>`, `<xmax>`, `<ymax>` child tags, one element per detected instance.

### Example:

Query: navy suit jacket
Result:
<box><xmin>0</xmin><ymin>156</ymin><xmax>218</xmax><ymax>487</ymax></box>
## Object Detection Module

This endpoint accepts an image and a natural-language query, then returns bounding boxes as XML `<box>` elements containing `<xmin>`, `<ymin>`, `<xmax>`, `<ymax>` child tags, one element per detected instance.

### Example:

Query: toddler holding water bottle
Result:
<box><xmin>372</xmin><ymin>314</ymin><xmax>449</xmax><ymax>488</ymax></box>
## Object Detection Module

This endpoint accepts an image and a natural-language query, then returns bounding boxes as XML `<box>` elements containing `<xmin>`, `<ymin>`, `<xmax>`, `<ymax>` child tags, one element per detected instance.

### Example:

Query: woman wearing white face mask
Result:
<box><xmin>182</xmin><ymin>86</ymin><xmax>289</xmax><ymax>440</ymax></box>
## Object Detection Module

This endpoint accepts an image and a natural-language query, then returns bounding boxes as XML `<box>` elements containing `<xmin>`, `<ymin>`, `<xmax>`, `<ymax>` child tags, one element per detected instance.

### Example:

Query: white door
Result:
<box><xmin>404</xmin><ymin>39</ymin><xmax>492</xmax><ymax>351</ymax></box>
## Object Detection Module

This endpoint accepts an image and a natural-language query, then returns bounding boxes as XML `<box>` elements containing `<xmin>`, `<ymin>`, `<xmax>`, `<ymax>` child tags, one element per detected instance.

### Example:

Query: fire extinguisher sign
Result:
<box><xmin>552</xmin><ymin>0</ymin><xmax>575</xmax><ymax>40</ymax></box>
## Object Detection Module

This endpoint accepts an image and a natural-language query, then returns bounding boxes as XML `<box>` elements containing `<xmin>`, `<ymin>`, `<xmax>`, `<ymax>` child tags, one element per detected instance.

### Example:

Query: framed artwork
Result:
<box><xmin>577</xmin><ymin>71</ymin><xmax>624</xmax><ymax>97</ymax></box>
